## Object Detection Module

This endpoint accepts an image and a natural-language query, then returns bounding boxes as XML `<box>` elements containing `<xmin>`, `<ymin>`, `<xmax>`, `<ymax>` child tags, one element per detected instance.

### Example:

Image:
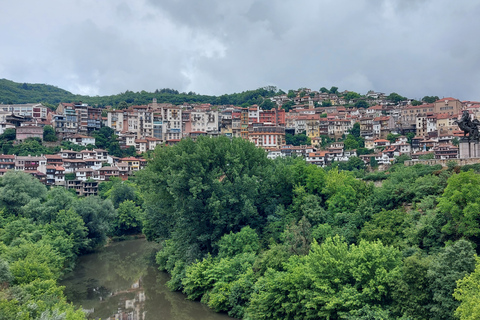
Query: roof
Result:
<box><xmin>120</xmin><ymin>157</ymin><xmax>140</xmax><ymax>161</ymax></box>
<box><xmin>45</xmin><ymin>155</ymin><xmax>63</xmax><ymax>159</ymax></box>
<box><xmin>436</xmin><ymin>97</ymin><xmax>457</xmax><ymax>102</ymax></box>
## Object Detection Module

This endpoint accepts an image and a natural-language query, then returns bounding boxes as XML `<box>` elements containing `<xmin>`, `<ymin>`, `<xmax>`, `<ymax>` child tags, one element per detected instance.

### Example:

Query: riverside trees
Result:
<box><xmin>139</xmin><ymin>137</ymin><xmax>480</xmax><ymax>319</ymax></box>
<box><xmin>0</xmin><ymin>171</ymin><xmax>145</xmax><ymax>319</ymax></box>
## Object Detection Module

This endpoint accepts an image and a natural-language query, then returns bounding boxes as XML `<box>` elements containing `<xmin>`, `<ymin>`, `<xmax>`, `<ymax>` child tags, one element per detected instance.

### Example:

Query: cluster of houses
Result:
<box><xmin>0</xmin><ymin>89</ymin><xmax>478</xmax><ymax>184</ymax></box>
<box><xmin>0</xmin><ymin>150</ymin><xmax>145</xmax><ymax>196</ymax></box>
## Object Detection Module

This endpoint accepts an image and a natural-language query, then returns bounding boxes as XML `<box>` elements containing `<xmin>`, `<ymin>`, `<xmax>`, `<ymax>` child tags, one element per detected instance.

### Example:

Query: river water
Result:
<box><xmin>60</xmin><ymin>239</ymin><xmax>233</xmax><ymax>320</ymax></box>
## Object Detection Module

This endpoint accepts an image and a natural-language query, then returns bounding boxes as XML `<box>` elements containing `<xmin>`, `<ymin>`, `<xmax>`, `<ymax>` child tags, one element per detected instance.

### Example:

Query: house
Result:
<box><xmin>66</xmin><ymin>134</ymin><xmax>95</xmax><ymax>146</ymax></box>
<box><xmin>16</xmin><ymin>126</ymin><xmax>43</xmax><ymax>141</ymax></box>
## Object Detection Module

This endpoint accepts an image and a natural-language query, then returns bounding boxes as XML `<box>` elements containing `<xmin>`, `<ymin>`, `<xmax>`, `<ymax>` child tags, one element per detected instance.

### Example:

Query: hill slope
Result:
<box><xmin>0</xmin><ymin>79</ymin><xmax>281</xmax><ymax>108</ymax></box>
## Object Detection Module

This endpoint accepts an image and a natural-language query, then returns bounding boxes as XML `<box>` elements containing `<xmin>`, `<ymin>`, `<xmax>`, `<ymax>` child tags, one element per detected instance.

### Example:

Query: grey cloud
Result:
<box><xmin>0</xmin><ymin>0</ymin><xmax>479</xmax><ymax>100</ymax></box>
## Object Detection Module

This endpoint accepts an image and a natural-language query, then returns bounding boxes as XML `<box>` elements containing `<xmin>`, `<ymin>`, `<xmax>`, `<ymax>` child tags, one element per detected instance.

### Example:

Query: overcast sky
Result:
<box><xmin>1</xmin><ymin>0</ymin><xmax>479</xmax><ymax>100</ymax></box>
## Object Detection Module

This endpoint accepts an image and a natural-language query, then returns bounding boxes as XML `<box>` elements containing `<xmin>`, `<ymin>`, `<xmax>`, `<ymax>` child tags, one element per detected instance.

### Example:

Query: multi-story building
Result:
<box><xmin>0</xmin><ymin>103</ymin><xmax>48</xmax><ymax>120</ymax></box>
<box><xmin>248</xmin><ymin>125</ymin><xmax>285</xmax><ymax>148</ymax></box>
<box><xmin>16</xmin><ymin>126</ymin><xmax>43</xmax><ymax>141</ymax></box>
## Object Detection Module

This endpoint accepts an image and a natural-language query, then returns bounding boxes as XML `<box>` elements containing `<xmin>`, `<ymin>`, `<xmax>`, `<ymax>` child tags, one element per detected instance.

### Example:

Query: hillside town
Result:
<box><xmin>0</xmin><ymin>88</ymin><xmax>476</xmax><ymax>194</ymax></box>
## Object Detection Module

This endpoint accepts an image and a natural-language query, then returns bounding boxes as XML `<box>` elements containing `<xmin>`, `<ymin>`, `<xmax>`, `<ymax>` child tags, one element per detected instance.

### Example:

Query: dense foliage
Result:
<box><xmin>0</xmin><ymin>79</ymin><xmax>281</xmax><ymax>108</ymax></box>
<box><xmin>137</xmin><ymin>137</ymin><xmax>480</xmax><ymax>319</ymax></box>
<box><xmin>0</xmin><ymin>171</ymin><xmax>145</xmax><ymax>319</ymax></box>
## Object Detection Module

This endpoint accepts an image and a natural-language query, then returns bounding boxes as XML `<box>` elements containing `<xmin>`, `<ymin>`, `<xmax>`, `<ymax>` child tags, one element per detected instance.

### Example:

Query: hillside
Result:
<box><xmin>0</xmin><ymin>78</ymin><xmax>281</xmax><ymax>108</ymax></box>
<box><xmin>0</xmin><ymin>78</ymin><xmax>77</xmax><ymax>105</ymax></box>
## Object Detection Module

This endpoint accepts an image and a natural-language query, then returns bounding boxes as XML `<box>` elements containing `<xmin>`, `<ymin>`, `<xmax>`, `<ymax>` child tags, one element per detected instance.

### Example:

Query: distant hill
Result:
<box><xmin>0</xmin><ymin>79</ymin><xmax>281</xmax><ymax>108</ymax></box>
<box><xmin>0</xmin><ymin>79</ymin><xmax>77</xmax><ymax>105</ymax></box>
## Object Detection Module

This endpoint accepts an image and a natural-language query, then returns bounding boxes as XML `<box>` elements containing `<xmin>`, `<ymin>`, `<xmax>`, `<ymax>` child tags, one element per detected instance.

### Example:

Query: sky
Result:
<box><xmin>1</xmin><ymin>0</ymin><xmax>479</xmax><ymax>100</ymax></box>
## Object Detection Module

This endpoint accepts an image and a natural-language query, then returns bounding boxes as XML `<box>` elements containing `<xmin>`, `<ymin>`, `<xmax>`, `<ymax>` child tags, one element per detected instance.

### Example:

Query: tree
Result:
<box><xmin>354</xmin><ymin>100</ymin><xmax>369</xmax><ymax>108</ymax></box>
<box><xmin>437</xmin><ymin>171</ymin><xmax>480</xmax><ymax>241</ymax></box>
<box><xmin>260</xmin><ymin>98</ymin><xmax>276</xmax><ymax>110</ymax></box>
<box><xmin>428</xmin><ymin>239</ymin><xmax>476</xmax><ymax>320</ymax></box>
<box><xmin>117</xmin><ymin>101</ymin><xmax>129</xmax><ymax>109</ymax></box>
<box><xmin>43</xmin><ymin>125</ymin><xmax>57</xmax><ymax>142</ymax></box>
<box><xmin>137</xmin><ymin>136</ymin><xmax>272</xmax><ymax>262</ymax></box>
<box><xmin>0</xmin><ymin>128</ymin><xmax>16</xmax><ymax>141</ymax></box>
<box><xmin>452</xmin><ymin>137</ymin><xmax>460</xmax><ymax>147</ymax></box>
<box><xmin>114</xmin><ymin>200</ymin><xmax>143</xmax><ymax>235</ymax></box>
<box><xmin>287</xmin><ymin>90</ymin><xmax>296</xmax><ymax>99</ymax></box>
<box><xmin>247</xmin><ymin>236</ymin><xmax>402</xmax><ymax>320</ymax></box>
<box><xmin>411</xmin><ymin>100</ymin><xmax>422</xmax><ymax>106</ymax></box>
<box><xmin>329</xmin><ymin>86</ymin><xmax>339</xmax><ymax>94</ymax></box>
<box><xmin>216</xmin><ymin>226</ymin><xmax>260</xmax><ymax>259</ymax></box>
<box><xmin>349</xmin><ymin>122</ymin><xmax>361</xmax><ymax>138</ymax></box>
<box><xmin>322</xmin><ymin>99</ymin><xmax>332</xmax><ymax>107</ymax></box>
<box><xmin>387</xmin><ymin>133</ymin><xmax>401</xmax><ymax>143</ymax></box>
<box><xmin>406</xmin><ymin>132</ymin><xmax>416</xmax><ymax>145</ymax></box>
<box><xmin>359</xmin><ymin>209</ymin><xmax>407</xmax><ymax>247</ymax></box>
<box><xmin>454</xmin><ymin>257</ymin><xmax>480</xmax><ymax>320</ymax></box>
<box><xmin>72</xmin><ymin>196</ymin><xmax>116</xmax><ymax>252</ymax></box>
<box><xmin>387</xmin><ymin>92</ymin><xmax>407</xmax><ymax>104</ymax></box>
<box><xmin>285</xmin><ymin>133</ymin><xmax>310</xmax><ymax>146</ymax></box>
<box><xmin>422</xmin><ymin>96</ymin><xmax>439</xmax><ymax>104</ymax></box>
<box><xmin>392</xmin><ymin>253</ymin><xmax>433</xmax><ymax>319</ymax></box>
<box><xmin>343</xmin><ymin>134</ymin><xmax>359</xmax><ymax>150</ymax></box>
<box><xmin>344</xmin><ymin>91</ymin><xmax>361</xmax><ymax>101</ymax></box>
<box><xmin>281</xmin><ymin>100</ymin><xmax>295</xmax><ymax>111</ymax></box>
<box><xmin>0</xmin><ymin>171</ymin><xmax>47</xmax><ymax>215</ymax></box>
<box><xmin>320</xmin><ymin>87</ymin><xmax>329</xmax><ymax>93</ymax></box>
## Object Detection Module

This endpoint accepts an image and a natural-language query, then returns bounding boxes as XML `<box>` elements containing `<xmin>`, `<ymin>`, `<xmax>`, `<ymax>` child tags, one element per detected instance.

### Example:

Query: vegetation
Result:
<box><xmin>0</xmin><ymin>79</ymin><xmax>282</xmax><ymax>108</ymax></box>
<box><xmin>0</xmin><ymin>171</ymin><xmax>145</xmax><ymax>319</ymax></box>
<box><xmin>133</xmin><ymin>136</ymin><xmax>480</xmax><ymax>319</ymax></box>
<box><xmin>2</xmin><ymin>135</ymin><xmax>480</xmax><ymax>319</ymax></box>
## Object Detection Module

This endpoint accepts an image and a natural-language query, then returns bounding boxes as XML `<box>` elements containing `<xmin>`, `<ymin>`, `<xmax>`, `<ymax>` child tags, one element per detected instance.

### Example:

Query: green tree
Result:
<box><xmin>343</xmin><ymin>134</ymin><xmax>359</xmax><ymax>150</ymax></box>
<box><xmin>322</xmin><ymin>99</ymin><xmax>332</xmax><ymax>107</ymax></box>
<box><xmin>329</xmin><ymin>86</ymin><xmax>339</xmax><ymax>94</ymax></box>
<box><xmin>216</xmin><ymin>226</ymin><xmax>260</xmax><ymax>259</ymax></box>
<box><xmin>287</xmin><ymin>90</ymin><xmax>296</xmax><ymax>99</ymax></box>
<box><xmin>387</xmin><ymin>92</ymin><xmax>407</xmax><ymax>104</ymax></box>
<box><xmin>359</xmin><ymin>209</ymin><xmax>408</xmax><ymax>248</ymax></box>
<box><xmin>247</xmin><ymin>236</ymin><xmax>402</xmax><ymax>320</ymax></box>
<box><xmin>117</xmin><ymin>101</ymin><xmax>129</xmax><ymax>109</ymax></box>
<box><xmin>0</xmin><ymin>128</ymin><xmax>16</xmax><ymax>141</ymax></box>
<box><xmin>387</xmin><ymin>133</ymin><xmax>401</xmax><ymax>143</ymax></box>
<box><xmin>452</xmin><ymin>137</ymin><xmax>460</xmax><ymax>147</ymax></box>
<box><xmin>281</xmin><ymin>100</ymin><xmax>295</xmax><ymax>111</ymax></box>
<box><xmin>438</xmin><ymin>171</ymin><xmax>480</xmax><ymax>241</ymax></box>
<box><xmin>422</xmin><ymin>96</ymin><xmax>440</xmax><ymax>103</ymax></box>
<box><xmin>260</xmin><ymin>98</ymin><xmax>276</xmax><ymax>110</ymax></box>
<box><xmin>454</xmin><ymin>257</ymin><xmax>480</xmax><ymax>320</ymax></box>
<box><xmin>428</xmin><ymin>239</ymin><xmax>476</xmax><ymax>320</ymax></box>
<box><xmin>411</xmin><ymin>100</ymin><xmax>422</xmax><ymax>106</ymax></box>
<box><xmin>392</xmin><ymin>253</ymin><xmax>433</xmax><ymax>319</ymax></box>
<box><xmin>114</xmin><ymin>200</ymin><xmax>143</xmax><ymax>235</ymax></box>
<box><xmin>355</xmin><ymin>100</ymin><xmax>369</xmax><ymax>108</ymax></box>
<box><xmin>72</xmin><ymin>196</ymin><xmax>116</xmax><ymax>252</ymax></box>
<box><xmin>43</xmin><ymin>125</ymin><xmax>57</xmax><ymax>142</ymax></box>
<box><xmin>344</xmin><ymin>91</ymin><xmax>361</xmax><ymax>101</ymax></box>
<box><xmin>0</xmin><ymin>171</ymin><xmax>47</xmax><ymax>215</ymax></box>
<box><xmin>320</xmin><ymin>87</ymin><xmax>329</xmax><ymax>93</ymax></box>
<box><xmin>138</xmin><ymin>136</ymin><xmax>272</xmax><ymax>262</ymax></box>
<box><xmin>349</xmin><ymin>122</ymin><xmax>361</xmax><ymax>138</ymax></box>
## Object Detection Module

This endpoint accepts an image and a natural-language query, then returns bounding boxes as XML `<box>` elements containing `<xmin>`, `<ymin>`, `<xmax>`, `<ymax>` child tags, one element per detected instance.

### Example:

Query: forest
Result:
<box><xmin>137</xmin><ymin>136</ymin><xmax>480</xmax><ymax>320</ymax></box>
<box><xmin>1</xmin><ymin>136</ymin><xmax>480</xmax><ymax>319</ymax></box>
<box><xmin>0</xmin><ymin>79</ymin><xmax>281</xmax><ymax>108</ymax></box>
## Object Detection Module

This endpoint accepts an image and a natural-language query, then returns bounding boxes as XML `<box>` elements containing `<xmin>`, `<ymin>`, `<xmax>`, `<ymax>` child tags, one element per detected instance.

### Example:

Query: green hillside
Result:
<box><xmin>0</xmin><ymin>78</ymin><xmax>77</xmax><ymax>105</ymax></box>
<box><xmin>0</xmin><ymin>79</ymin><xmax>281</xmax><ymax>108</ymax></box>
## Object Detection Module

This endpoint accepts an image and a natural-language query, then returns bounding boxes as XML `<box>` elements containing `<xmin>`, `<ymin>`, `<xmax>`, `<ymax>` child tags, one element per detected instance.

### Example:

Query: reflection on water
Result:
<box><xmin>60</xmin><ymin>239</ymin><xmax>233</xmax><ymax>320</ymax></box>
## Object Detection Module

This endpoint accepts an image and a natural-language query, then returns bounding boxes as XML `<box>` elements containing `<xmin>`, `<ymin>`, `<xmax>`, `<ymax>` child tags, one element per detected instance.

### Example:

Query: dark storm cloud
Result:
<box><xmin>1</xmin><ymin>0</ymin><xmax>479</xmax><ymax>100</ymax></box>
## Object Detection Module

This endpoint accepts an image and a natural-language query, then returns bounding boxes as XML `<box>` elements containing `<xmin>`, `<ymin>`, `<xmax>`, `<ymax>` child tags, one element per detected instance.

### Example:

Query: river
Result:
<box><xmin>60</xmin><ymin>239</ymin><xmax>234</xmax><ymax>320</ymax></box>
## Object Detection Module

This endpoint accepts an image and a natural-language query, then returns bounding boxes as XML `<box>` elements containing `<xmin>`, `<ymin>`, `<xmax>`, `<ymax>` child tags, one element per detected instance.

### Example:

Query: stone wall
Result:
<box><xmin>404</xmin><ymin>158</ymin><xmax>480</xmax><ymax>167</ymax></box>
